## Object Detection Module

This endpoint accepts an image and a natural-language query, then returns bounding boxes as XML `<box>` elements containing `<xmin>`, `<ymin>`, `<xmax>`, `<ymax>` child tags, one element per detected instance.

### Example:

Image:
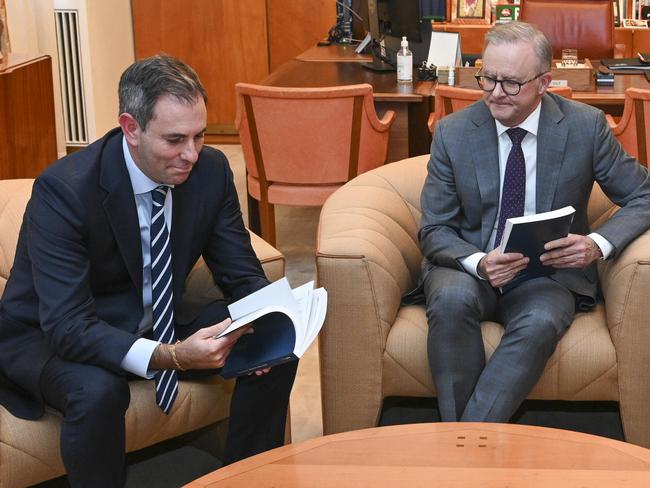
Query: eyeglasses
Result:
<box><xmin>474</xmin><ymin>72</ymin><xmax>548</xmax><ymax>96</ymax></box>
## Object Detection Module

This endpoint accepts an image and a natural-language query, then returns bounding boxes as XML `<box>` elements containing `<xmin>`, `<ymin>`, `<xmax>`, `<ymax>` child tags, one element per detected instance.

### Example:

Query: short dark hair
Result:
<box><xmin>484</xmin><ymin>21</ymin><xmax>553</xmax><ymax>73</ymax></box>
<box><xmin>118</xmin><ymin>54</ymin><xmax>208</xmax><ymax>130</ymax></box>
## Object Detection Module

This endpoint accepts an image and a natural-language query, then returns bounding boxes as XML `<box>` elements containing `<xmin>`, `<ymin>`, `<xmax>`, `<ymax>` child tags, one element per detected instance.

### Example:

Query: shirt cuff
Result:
<box><xmin>120</xmin><ymin>338</ymin><xmax>160</xmax><ymax>378</ymax></box>
<box><xmin>588</xmin><ymin>232</ymin><xmax>613</xmax><ymax>260</ymax></box>
<box><xmin>460</xmin><ymin>252</ymin><xmax>487</xmax><ymax>279</ymax></box>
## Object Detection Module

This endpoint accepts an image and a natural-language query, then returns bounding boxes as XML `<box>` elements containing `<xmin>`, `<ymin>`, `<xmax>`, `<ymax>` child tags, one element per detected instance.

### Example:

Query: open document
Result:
<box><xmin>216</xmin><ymin>278</ymin><xmax>327</xmax><ymax>378</ymax></box>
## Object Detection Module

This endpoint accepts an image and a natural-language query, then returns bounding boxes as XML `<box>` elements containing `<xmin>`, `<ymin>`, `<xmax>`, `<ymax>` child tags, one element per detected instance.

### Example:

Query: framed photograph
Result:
<box><xmin>451</xmin><ymin>0</ymin><xmax>491</xmax><ymax>24</ymax></box>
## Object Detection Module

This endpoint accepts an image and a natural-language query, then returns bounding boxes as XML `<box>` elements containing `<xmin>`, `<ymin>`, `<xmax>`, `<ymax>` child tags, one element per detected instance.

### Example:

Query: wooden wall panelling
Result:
<box><xmin>267</xmin><ymin>0</ymin><xmax>337</xmax><ymax>72</ymax></box>
<box><xmin>132</xmin><ymin>0</ymin><xmax>269</xmax><ymax>135</ymax></box>
<box><xmin>0</xmin><ymin>54</ymin><xmax>57</xmax><ymax>179</ymax></box>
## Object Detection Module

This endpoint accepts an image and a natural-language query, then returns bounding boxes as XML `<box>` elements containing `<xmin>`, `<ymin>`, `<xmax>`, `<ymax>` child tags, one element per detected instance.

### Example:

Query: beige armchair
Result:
<box><xmin>317</xmin><ymin>155</ymin><xmax>650</xmax><ymax>448</ymax></box>
<box><xmin>0</xmin><ymin>178</ymin><xmax>286</xmax><ymax>488</ymax></box>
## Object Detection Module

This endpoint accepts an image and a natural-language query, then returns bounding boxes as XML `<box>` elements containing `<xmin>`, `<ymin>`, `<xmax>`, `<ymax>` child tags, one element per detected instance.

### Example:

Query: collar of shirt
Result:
<box><xmin>494</xmin><ymin>99</ymin><xmax>542</xmax><ymax>138</ymax></box>
<box><xmin>122</xmin><ymin>135</ymin><xmax>173</xmax><ymax>195</ymax></box>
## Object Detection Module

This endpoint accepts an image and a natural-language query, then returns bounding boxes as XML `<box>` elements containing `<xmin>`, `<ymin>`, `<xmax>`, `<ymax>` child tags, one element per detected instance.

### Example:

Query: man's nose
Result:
<box><xmin>182</xmin><ymin>140</ymin><xmax>199</xmax><ymax>162</ymax></box>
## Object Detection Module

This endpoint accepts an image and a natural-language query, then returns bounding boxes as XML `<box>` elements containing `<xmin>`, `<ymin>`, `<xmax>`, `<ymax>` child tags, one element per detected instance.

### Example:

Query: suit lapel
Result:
<box><xmin>99</xmin><ymin>130</ymin><xmax>143</xmax><ymax>292</ymax></box>
<box><xmin>471</xmin><ymin>104</ymin><xmax>501</xmax><ymax>249</ymax></box>
<box><xmin>170</xmin><ymin>173</ymin><xmax>199</xmax><ymax>301</ymax></box>
<box><xmin>535</xmin><ymin>94</ymin><xmax>568</xmax><ymax>213</ymax></box>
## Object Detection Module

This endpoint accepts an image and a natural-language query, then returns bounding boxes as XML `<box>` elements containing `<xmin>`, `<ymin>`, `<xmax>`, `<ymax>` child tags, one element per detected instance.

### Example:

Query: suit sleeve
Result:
<box><xmin>27</xmin><ymin>175</ymin><xmax>137</xmax><ymax>371</ymax></box>
<box><xmin>590</xmin><ymin>111</ymin><xmax>650</xmax><ymax>257</ymax></box>
<box><xmin>201</xmin><ymin>154</ymin><xmax>269</xmax><ymax>301</ymax></box>
<box><xmin>419</xmin><ymin>121</ymin><xmax>483</xmax><ymax>268</ymax></box>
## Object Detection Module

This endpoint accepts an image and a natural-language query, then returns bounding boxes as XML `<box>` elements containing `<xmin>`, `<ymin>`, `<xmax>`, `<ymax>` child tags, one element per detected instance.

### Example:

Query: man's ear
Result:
<box><xmin>538</xmin><ymin>72</ymin><xmax>553</xmax><ymax>94</ymax></box>
<box><xmin>118</xmin><ymin>113</ymin><xmax>141</xmax><ymax>147</ymax></box>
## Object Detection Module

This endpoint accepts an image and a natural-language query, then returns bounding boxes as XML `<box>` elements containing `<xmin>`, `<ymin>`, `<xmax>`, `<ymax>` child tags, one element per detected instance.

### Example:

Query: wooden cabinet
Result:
<box><xmin>132</xmin><ymin>0</ymin><xmax>269</xmax><ymax>135</ymax></box>
<box><xmin>131</xmin><ymin>0</ymin><xmax>336</xmax><ymax>136</ymax></box>
<box><xmin>0</xmin><ymin>54</ymin><xmax>57</xmax><ymax>179</ymax></box>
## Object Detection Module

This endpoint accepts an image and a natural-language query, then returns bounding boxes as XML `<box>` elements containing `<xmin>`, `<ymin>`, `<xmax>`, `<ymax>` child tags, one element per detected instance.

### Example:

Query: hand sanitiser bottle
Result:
<box><xmin>397</xmin><ymin>36</ymin><xmax>413</xmax><ymax>82</ymax></box>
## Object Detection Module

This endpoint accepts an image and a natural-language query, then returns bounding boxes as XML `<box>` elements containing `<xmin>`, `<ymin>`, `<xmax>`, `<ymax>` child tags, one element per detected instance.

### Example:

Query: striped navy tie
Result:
<box><xmin>150</xmin><ymin>186</ymin><xmax>178</xmax><ymax>413</ymax></box>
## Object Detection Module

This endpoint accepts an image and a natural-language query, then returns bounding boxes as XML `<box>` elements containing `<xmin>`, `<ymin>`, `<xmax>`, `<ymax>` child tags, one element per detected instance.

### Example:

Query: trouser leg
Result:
<box><xmin>223</xmin><ymin>359</ymin><xmax>297</xmax><ymax>464</ymax></box>
<box><xmin>177</xmin><ymin>299</ymin><xmax>298</xmax><ymax>465</ymax></box>
<box><xmin>423</xmin><ymin>265</ymin><xmax>497</xmax><ymax>421</ymax></box>
<box><xmin>460</xmin><ymin>277</ymin><xmax>575</xmax><ymax>422</ymax></box>
<box><xmin>40</xmin><ymin>356</ymin><xmax>130</xmax><ymax>488</ymax></box>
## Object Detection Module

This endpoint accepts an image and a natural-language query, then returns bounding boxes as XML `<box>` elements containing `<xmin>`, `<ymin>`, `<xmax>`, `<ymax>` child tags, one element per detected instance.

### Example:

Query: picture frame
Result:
<box><xmin>450</xmin><ymin>0</ymin><xmax>491</xmax><ymax>24</ymax></box>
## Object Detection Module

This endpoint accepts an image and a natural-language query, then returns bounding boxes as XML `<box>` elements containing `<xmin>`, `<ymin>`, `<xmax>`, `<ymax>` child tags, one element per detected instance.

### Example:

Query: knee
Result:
<box><xmin>425</xmin><ymin>282</ymin><xmax>482</xmax><ymax>323</ymax></box>
<box><xmin>66</xmin><ymin>369</ymin><xmax>130</xmax><ymax>421</ymax></box>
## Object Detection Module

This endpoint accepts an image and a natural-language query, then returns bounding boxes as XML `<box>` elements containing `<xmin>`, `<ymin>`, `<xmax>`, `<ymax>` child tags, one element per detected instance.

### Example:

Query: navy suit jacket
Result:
<box><xmin>0</xmin><ymin>128</ymin><xmax>268</xmax><ymax>419</ymax></box>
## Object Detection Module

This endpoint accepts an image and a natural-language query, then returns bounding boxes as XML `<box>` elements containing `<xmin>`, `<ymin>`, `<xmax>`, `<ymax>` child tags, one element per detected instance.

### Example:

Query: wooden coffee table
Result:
<box><xmin>185</xmin><ymin>422</ymin><xmax>650</xmax><ymax>487</ymax></box>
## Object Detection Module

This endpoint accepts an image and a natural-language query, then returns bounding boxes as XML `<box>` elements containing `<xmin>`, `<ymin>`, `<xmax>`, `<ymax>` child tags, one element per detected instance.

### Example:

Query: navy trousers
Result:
<box><xmin>40</xmin><ymin>300</ymin><xmax>297</xmax><ymax>487</ymax></box>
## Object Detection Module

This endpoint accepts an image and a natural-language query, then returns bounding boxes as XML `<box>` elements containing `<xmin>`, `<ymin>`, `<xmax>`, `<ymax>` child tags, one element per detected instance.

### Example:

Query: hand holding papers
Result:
<box><xmin>499</xmin><ymin>206</ymin><xmax>575</xmax><ymax>291</ymax></box>
<box><xmin>216</xmin><ymin>278</ymin><xmax>327</xmax><ymax>378</ymax></box>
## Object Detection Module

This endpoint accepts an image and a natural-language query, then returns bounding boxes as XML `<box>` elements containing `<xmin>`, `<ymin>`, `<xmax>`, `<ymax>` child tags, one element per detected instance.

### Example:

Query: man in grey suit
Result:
<box><xmin>419</xmin><ymin>22</ymin><xmax>650</xmax><ymax>423</ymax></box>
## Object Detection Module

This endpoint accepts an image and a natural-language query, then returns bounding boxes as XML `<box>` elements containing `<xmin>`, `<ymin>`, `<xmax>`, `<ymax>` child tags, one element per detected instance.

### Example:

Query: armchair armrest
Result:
<box><xmin>316</xmin><ymin>156</ymin><xmax>428</xmax><ymax>434</ymax></box>
<box><xmin>605</xmin><ymin>113</ymin><xmax>617</xmax><ymax>131</ymax></box>
<box><xmin>599</xmin><ymin>228</ymin><xmax>650</xmax><ymax>445</ymax></box>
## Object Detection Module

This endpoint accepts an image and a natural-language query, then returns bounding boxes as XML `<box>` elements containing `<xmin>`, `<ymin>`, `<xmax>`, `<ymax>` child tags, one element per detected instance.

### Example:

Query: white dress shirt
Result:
<box><xmin>120</xmin><ymin>136</ymin><xmax>174</xmax><ymax>378</ymax></box>
<box><xmin>460</xmin><ymin>101</ymin><xmax>613</xmax><ymax>278</ymax></box>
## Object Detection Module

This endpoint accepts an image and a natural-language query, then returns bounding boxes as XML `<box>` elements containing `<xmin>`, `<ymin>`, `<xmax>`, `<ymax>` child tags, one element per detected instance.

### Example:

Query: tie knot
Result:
<box><xmin>506</xmin><ymin>127</ymin><xmax>527</xmax><ymax>145</ymax></box>
<box><xmin>152</xmin><ymin>186</ymin><xmax>169</xmax><ymax>206</ymax></box>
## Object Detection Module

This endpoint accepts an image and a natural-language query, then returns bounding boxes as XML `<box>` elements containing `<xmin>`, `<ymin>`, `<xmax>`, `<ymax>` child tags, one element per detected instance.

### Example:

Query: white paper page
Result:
<box><xmin>295</xmin><ymin>288</ymin><xmax>328</xmax><ymax>357</ymax></box>
<box><xmin>216</xmin><ymin>305</ymin><xmax>300</xmax><ymax>338</ymax></box>
<box><xmin>228</xmin><ymin>277</ymin><xmax>294</xmax><ymax>320</ymax></box>
<box><xmin>427</xmin><ymin>31</ymin><xmax>462</xmax><ymax>68</ymax></box>
<box><xmin>292</xmin><ymin>281</ymin><xmax>314</xmax><ymax>328</ymax></box>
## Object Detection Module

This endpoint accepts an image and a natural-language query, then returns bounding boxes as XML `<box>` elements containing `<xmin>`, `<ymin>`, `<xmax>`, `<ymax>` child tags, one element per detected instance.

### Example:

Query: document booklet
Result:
<box><xmin>499</xmin><ymin>206</ymin><xmax>576</xmax><ymax>290</ymax></box>
<box><xmin>216</xmin><ymin>277</ymin><xmax>327</xmax><ymax>378</ymax></box>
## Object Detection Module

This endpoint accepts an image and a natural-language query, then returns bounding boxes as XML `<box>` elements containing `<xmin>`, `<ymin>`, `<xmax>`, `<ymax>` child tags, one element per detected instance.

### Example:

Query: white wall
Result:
<box><xmin>5</xmin><ymin>0</ymin><xmax>135</xmax><ymax>151</ymax></box>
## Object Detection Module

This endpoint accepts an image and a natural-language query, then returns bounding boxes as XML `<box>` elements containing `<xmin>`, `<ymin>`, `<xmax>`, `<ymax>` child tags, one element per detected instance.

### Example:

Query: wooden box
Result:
<box><xmin>453</xmin><ymin>58</ymin><xmax>595</xmax><ymax>91</ymax></box>
<box><xmin>456</xmin><ymin>65</ymin><xmax>481</xmax><ymax>89</ymax></box>
<box><xmin>550</xmin><ymin>58</ymin><xmax>595</xmax><ymax>91</ymax></box>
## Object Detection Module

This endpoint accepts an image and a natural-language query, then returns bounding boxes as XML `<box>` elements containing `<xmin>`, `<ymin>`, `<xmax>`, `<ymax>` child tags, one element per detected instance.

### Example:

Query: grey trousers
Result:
<box><xmin>423</xmin><ymin>265</ymin><xmax>575</xmax><ymax>422</ymax></box>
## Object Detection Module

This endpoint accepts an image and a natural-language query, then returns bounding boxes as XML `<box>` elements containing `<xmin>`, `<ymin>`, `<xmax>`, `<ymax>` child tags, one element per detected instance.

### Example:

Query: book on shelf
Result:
<box><xmin>499</xmin><ymin>206</ymin><xmax>576</xmax><ymax>291</ymax></box>
<box><xmin>216</xmin><ymin>277</ymin><xmax>327</xmax><ymax>378</ymax></box>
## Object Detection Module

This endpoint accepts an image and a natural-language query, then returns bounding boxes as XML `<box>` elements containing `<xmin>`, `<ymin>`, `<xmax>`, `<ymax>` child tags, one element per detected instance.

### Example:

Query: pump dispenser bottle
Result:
<box><xmin>397</xmin><ymin>36</ymin><xmax>413</xmax><ymax>82</ymax></box>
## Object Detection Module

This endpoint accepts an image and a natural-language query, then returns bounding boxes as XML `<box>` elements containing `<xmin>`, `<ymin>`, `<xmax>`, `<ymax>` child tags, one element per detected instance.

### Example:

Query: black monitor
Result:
<box><xmin>363</xmin><ymin>0</ymin><xmax>431</xmax><ymax>72</ymax></box>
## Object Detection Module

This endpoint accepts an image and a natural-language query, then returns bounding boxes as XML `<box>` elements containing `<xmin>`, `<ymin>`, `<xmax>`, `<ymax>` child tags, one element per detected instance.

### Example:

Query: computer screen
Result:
<box><xmin>365</xmin><ymin>0</ymin><xmax>431</xmax><ymax>68</ymax></box>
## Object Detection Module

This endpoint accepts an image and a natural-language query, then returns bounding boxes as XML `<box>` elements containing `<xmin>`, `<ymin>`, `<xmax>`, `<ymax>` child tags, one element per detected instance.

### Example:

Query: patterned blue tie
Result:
<box><xmin>495</xmin><ymin>127</ymin><xmax>527</xmax><ymax>247</ymax></box>
<box><xmin>150</xmin><ymin>186</ymin><xmax>178</xmax><ymax>413</ymax></box>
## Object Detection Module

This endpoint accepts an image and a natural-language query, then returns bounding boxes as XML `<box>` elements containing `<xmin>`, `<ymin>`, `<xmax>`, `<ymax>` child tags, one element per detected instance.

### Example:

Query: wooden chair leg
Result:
<box><xmin>259</xmin><ymin>200</ymin><xmax>276</xmax><ymax>247</ymax></box>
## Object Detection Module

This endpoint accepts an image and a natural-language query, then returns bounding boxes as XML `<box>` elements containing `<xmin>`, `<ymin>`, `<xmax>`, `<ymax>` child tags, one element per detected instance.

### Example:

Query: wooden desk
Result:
<box><xmin>0</xmin><ymin>53</ymin><xmax>57</xmax><ymax>179</ymax></box>
<box><xmin>187</xmin><ymin>423</ymin><xmax>650</xmax><ymax>487</ymax></box>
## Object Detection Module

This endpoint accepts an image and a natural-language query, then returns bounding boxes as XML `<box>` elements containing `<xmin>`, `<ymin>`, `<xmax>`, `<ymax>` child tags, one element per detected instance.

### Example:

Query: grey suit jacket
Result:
<box><xmin>419</xmin><ymin>92</ymin><xmax>650</xmax><ymax>300</ymax></box>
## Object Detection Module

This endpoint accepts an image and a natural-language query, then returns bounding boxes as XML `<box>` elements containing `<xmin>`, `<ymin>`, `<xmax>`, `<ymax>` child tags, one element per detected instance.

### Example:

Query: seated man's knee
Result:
<box><xmin>425</xmin><ymin>278</ymin><xmax>483</xmax><ymax>322</ymax></box>
<box><xmin>66</xmin><ymin>369</ymin><xmax>130</xmax><ymax>421</ymax></box>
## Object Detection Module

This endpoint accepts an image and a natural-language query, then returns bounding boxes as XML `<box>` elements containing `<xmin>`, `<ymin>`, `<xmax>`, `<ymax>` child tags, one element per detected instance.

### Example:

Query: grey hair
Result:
<box><xmin>483</xmin><ymin>21</ymin><xmax>553</xmax><ymax>72</ymax></box>
<box><xmin>118</xmin><ymin>54</ymin><xmax>208</xmax><ymax>130</ymax></box>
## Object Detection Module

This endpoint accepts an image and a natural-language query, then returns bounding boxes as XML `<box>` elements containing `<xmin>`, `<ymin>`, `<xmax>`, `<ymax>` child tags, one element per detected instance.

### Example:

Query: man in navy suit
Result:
<box><xmin>0</xmin><ymin>55</ymin><xmax>297</xmax><ymax>486</ymax></box>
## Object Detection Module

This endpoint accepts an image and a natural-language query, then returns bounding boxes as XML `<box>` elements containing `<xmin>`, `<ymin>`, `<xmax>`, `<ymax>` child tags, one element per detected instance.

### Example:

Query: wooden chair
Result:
<box><xmin>519</xmin><ymin>0</ymin><xmax>624</xmax><ymax>60</ymax></box>
<box><xmin>606</xmin><ymin>88</ymin><xmax>650</xmax><ymax>167</ymax></box>
<box><xmin>235</xmin><ymin>83</ymin><xmax>396</xmax><ymax>246</ymax></box>
<box><xmin>427</xmin><ymin>85</ymin><xmax>573</xmax><ymax>134</ymax></box>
